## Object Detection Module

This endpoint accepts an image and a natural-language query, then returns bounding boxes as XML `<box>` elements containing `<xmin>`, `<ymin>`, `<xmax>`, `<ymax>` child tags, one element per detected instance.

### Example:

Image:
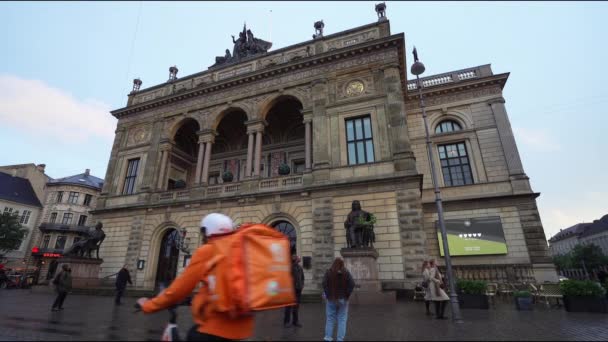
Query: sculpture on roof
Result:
<box><xmin>210</xmin><ymin>24</ymin><xmax>272</xmax><ymax>68</ymax></box>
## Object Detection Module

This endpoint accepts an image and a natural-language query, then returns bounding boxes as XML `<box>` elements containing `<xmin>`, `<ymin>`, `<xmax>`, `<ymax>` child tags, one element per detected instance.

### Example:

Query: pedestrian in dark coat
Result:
<box><xmin>51</xmin><ymin>264</ymin><xmax>72</xmax><ymax>311</ymax></box>
<box><xmin>284</xmin><ymin>255</ymin><xmax>305</xmax><ymax>327</ymax></box>
<box><xmin>115</xmin><ymin>264</ymin><xmax>133</xmax><ymax>305</ymax></box>
<box><xmin>323</xmin><ymin>257</ymin><xmax>355</xmax><ymax>342</ymax></box>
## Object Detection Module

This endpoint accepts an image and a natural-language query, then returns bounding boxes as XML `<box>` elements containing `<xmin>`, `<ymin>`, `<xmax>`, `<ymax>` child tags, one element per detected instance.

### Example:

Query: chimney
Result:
<box><xmin>36</xmin><ymin>164</ymin><xmax>46</xmax><ymax>173</ymax></box>
<box><xmin>85</xmin><ymin>169</ymin><xmax>90</xmax><ymax>176</ymax></box>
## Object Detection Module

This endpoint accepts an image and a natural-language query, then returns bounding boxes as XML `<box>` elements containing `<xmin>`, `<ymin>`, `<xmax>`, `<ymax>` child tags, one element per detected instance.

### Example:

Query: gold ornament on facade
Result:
<box><xmin>345</xmin><ymin>80</ymin><xmax>365</xmax><ymax>97</ymax></box>
<box><xmin>133</xmin><ymin>128</ymin><xmax>147</xmax><ymax>144</ymax></box>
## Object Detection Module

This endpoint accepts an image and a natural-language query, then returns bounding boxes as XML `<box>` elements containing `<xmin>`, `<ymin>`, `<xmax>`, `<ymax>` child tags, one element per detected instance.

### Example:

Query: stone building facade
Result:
<box><xmin>28</xmin><ymin>169</ymin><xmax>103</xmax><ymax>283</ymax></box>
<box><xmin>93</xmin><ymin>18</ymin><xmax>555</xmax><ymax>292</ymax></box>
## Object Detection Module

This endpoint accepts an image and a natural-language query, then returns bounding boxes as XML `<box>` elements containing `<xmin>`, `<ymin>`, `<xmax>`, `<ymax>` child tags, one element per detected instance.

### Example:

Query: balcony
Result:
<box><xmin>38</xmin><ymin>222</ymin><xmax>92</xmax><ymax>234</ymax></box>
<box><xmin>406</xmin><ymin>65</ymin><xmax>493</xmax><ymax>91</ymax></box>
<box><xmin>155</xmin><ymin>174</ymin><xmax>305</xmax><ymax>203</ymax></box>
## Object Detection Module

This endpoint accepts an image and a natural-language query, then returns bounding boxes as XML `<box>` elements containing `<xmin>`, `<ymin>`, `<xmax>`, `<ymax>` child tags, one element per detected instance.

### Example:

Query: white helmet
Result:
<box><xmin>200</xmin><ymin>213</ymin><xmax>235</xmax><ymax>237</ymax></box>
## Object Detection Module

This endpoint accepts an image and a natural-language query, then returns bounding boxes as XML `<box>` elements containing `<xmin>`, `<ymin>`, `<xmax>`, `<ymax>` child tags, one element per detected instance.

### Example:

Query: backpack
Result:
<box><xmin>204</xmin><ymin>223</ymin><xmax>296</xmax><ymax>317</ymax></box>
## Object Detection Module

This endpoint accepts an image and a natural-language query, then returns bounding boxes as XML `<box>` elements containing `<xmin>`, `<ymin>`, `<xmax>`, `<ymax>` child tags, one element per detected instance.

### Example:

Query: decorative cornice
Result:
<box><xmin>111</xmin><ymin>35</ymin><xmax>404</xmax><ymax>119</ymax></box>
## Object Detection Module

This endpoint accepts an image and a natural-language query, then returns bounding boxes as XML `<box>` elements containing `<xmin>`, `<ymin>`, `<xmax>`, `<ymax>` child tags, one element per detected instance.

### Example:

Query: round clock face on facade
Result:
<box><xmin>346</xmin><ymin>80</ymin><xmax>365</xmax><ymax>96</ymax></box>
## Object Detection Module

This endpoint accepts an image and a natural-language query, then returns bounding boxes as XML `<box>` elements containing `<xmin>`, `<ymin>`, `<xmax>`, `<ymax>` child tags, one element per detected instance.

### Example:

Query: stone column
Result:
<box><xmin>254</xmin><ymin>130</ymin><xmax>263</xmax><ymax>177</ymax></box>
<box><xmin>245</xmin><ymin>131</ymin><xmax>255</xmax><ymax>178</ymax></box>
<box><xmin>156</xmin><ymin>146</ymin><xmax>170</xmax><ymax>190</ymax></box>
<box><xmin>311</xmin><ymin>79</ymin><xmax>330</xmax><ymax>170</ymax></box>
<box><xmin>194</xmin><ymin>136</ymin><xmax>205</xmax><ymax>185</ymax></box>
<box><xmin>201</xmin><ymin>142</ymin><xmax>212</xmax><ymax>184</ymax></box>
<box><xmin>140</xmin><ymin>120</ymin><xmax>164</xmax><ymax>192</ymax></box>
<box><xmin>304</xmin><ymin>114</ymin><xmax>312</xmax><ymax>172</ymax></box>
<box><xmin>382</xmin><ymin>65</ymin><xmax>417</xmax><ymax>173</ymax></box>
<box><xmin>101</xmin><ymin>126</ymin><xmax>126</xmax><ymax>195</ymax></box>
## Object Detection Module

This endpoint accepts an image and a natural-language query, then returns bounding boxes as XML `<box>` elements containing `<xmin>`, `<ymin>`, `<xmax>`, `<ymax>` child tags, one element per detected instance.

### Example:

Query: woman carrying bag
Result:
<box><xmin>429</xmin><ymin>259</ymin><xmax>450</xmax><ymax>319</ymax></box>
<box><xmin>322</xmin><ymin>257</ymin><xmax>355</xmax><ymax>342</ymax></box>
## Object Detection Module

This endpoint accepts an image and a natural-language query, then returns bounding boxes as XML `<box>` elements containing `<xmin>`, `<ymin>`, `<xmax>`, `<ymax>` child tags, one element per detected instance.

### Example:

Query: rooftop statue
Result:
<box><xmin>210</xmin><ymin>24</ymin><xmax>272</xmax><ymax>68</ymax></box>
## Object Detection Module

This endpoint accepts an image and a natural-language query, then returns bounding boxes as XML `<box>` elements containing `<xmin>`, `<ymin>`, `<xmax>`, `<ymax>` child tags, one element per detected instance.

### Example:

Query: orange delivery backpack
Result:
<box><xmin>203</xmin><ymin>223</ymin><xmax>296</xmax><ymax>317</ymax></box>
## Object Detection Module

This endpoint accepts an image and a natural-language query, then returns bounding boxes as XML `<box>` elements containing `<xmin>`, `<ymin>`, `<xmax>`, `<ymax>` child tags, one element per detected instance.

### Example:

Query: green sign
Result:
<box><xmin>437</xmin><ymin>217</ymin><xmax>508</xmax><ymax>256</ymax></box>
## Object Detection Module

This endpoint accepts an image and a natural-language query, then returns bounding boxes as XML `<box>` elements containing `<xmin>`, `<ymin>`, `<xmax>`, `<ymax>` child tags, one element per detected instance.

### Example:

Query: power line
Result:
<box><xmin>121</xmin><ymin>1</ymin><xmax>143</xmax><ymax>105</ymax></box>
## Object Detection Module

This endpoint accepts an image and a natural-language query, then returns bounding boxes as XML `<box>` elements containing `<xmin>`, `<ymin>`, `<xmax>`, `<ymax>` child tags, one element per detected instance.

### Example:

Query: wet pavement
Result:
<box><xmin>1</xmin><ymin>289</ymin><xmax>608</xmax><ymax>341</ymax></box>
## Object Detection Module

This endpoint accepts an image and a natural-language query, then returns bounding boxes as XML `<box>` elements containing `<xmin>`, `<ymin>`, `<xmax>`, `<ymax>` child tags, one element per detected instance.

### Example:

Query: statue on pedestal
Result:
<box><xmin>344</xmin><ymin>200</ymin><xmax>376</xmax><ymax>249</ymax></box>
<box><xmin>64</xmin><ymin>222</ymin><xmax>106</xmax><ymax>259</ymax></box>
<box><xmin>210</xmin><ymin>24</ymin><xmax>273</xmax><ymax>68</ymax></box>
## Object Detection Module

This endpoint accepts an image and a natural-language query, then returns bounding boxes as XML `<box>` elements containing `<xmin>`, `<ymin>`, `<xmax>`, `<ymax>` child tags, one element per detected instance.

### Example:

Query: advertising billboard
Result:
<box><xmin>436</xmin><ymin>216</ymin><xmax>508</xmax><ymax>256</ymax></box>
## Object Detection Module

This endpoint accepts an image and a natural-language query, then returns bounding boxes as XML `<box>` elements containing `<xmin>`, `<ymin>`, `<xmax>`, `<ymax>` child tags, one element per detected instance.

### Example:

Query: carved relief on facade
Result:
<box><xmin>285</xmin><ymin>48</ymin><xmax>309</xmax><ymax>63</ymax></box>
<box><xmin>258</xmin><ymin>55</ymin><xmax>284</xmax><ymax>68</ymax></box>
<box><xmin>337</xmin><ymin>74</ymin><xmax>375</xmax><ymax>100</ymax></box>
<box><xmin>126</xmin><ymin>124</ymin><xmax>151</xmax><ymax>146</ymax></box>
<box><xmin>405</xmin><ymin>86</ymin><xmax>503</xmax><ymax>111</ymax></box>
<box><xmin>326</xmin><ymin>29</ymin><xmax>379</xmax><ymax>51</ymax></box>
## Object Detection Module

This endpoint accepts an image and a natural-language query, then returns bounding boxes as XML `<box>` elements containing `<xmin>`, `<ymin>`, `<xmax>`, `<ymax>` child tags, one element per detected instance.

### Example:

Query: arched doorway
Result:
<box><xmin>155</xmin><ymin>229</ymin><xmax>180</xmax><ymax>289</ymax></box>
<box><xmin>272</xmin><ymin>220</ymin><xmax>297</xmax><ymax>255</ymax></box>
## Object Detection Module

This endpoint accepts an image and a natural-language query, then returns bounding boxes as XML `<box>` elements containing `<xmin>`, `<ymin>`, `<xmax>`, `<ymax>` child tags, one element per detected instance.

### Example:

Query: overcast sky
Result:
<box><xmin>1</xmin><ymin>1</ymin><xmax>606</xmax><ymax>240</ymax></box>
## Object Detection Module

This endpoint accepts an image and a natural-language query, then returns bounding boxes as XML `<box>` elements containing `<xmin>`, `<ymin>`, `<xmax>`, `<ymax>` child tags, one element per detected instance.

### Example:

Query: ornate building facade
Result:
<box><xmin>93</xmin><ymin>16</ymin><xmax>556</xmax><ymax>291</ymax></box>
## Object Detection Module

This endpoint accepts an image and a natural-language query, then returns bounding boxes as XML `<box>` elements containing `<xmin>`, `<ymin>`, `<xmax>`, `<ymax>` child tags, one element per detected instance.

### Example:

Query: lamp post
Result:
<box><xmin>410</xmin><ymin>47</ymin><xmax>463</xmax><ymax>323</ymax></box>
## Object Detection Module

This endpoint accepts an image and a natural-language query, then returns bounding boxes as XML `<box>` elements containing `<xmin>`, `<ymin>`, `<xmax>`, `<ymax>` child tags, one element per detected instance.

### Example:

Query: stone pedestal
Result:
<box><xmin>340</xmin><ymin>248</ymin><xmax>396</xmax><ymax>304</ymax></box>
<box><xmin>58</xmin><ymin>257</ymin><xmax>103</xmax><ymax>288</ymax></box>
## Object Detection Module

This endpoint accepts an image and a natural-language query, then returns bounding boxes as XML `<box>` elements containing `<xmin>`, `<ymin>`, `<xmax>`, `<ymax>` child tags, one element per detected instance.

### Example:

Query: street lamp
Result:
<box><xmin>410</xmin><ymin>46</ymin><xmax>463</xmax><ymax>323</ymax></box>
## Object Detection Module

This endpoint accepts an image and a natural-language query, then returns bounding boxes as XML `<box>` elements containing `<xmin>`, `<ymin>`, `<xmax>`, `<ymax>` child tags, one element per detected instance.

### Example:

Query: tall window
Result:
<box><xmin>50</xmin><ymin>212</ymin><xmax>58</xmax><ymax>223</ymax></box>
<box><xmin>54</xmin><ymin>235</ymin><xmax>67</xmax><ymax>250</ymax></box>
<box><xmin>42</xmin><ymin>235</ymin><xmax>51</xmax><ymax>249</ymax></box>
<box><xmin>62</xmin><ymin>213</ymin><xmax>74</xmax><ymax>225</ymax></box>
<box><xmin>123</xmin><ymin>158</ymin><xmax>140</xmax><ymax>194</ymax></box>
<box><xmin>56</xmin><ymin>191</ymin><xmax>64</xmax><ymax>203</ymax></box>
<box><xmin>346</xmin><ymin>116</ymin><xmax>375</xmax><ymax>165</ymax></box>
<box><xmin>68</xmin><ymin>191</ymin><xmax>79</xmax><ymax>204</ymax></box>
<box><xmin>4</xmin><ymin>207</ymin><xmax>13</xmax><ymax>213</ymax></box>
<box><xmin>20</xmin><ymin>210</ymin><xmax>32</xmax><ymax>225</ymax></box>
<box><xmin>438</xmin><ymin>142</ymin><xmax>473</xmax><ymax>186</ymax></box>
<box><xmin>83</xmin><ymin>194</ymin><xmax>93</xmax><ymax>206</ymax></box>
<box><xmin>77</xmin><ymin>215</ymin><xmax>88</xmax><ymax>226</ymax></box>
<box><xmin>72</xmin><ymin>236</ymin><xmax>81</xmax><ymax>246</ymax></box>
<box><xmin>435</xmin><ymin>120</ymin><xmax>462</xmax><ymax>134</ymax></box>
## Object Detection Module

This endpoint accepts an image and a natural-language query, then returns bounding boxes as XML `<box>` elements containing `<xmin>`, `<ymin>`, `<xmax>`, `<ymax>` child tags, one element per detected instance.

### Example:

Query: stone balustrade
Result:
<box><xmin>406</xmin><ymin>64</ymin><xmax>493</xmax><ymax>91</ymax></box>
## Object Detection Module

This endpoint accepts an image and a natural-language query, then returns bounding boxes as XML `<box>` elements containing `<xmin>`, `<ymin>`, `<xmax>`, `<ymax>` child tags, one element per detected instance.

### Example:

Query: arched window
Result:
<box><xmin>435</xmin><ymin>120</ymin><xmax>462</xmax><ymax>134</ymax></box>
<box><xmin>272</xmin><ymin>220</ymin><xmax>297</xmax><ymax>255</ymax></box>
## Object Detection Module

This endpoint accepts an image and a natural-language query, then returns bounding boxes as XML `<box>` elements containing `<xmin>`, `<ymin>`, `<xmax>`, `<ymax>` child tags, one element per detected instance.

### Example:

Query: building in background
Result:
<box><xmin>0</xmin><ymin>171</ymin><xmax>43</xmax><ymax>269</ymax></box>
<box><xmin>93</xmin><ymin>12</ymin><xmax>556</xmax><ymax>291</ymax></box>
<box><xmin>549</xmin><ymin>215</ymin><xmax>608</xmax><ymax>256</ymax></box>
<box><xmin>28</xmin><ymin>169</ymin><xmax>103</xmax><ymax>283</ymax></box>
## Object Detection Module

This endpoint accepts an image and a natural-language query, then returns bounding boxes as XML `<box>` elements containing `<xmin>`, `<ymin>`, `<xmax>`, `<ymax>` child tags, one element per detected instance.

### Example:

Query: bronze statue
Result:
<box><xmin>65</xmin><ymin>222</ymin><xmax>106</xmax><ymax>259</ymax></box>
<box><xmin>210</xmin><ymin>24</ymin><xmax>272</xmax><ymax>68</ymax></box>
<box><xmin>344</xmin><ymin>200</ymin><xmax>375</xmax><ymax>248</ymax></box>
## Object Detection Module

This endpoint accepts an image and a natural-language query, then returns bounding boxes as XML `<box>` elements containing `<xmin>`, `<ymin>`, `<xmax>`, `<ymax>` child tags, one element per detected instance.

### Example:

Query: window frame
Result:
<box><xmin>437</xmin><ymin>142</ymin><xmax>474</xmax><ymax>187</ymax></box>
<box><xmin>77</xmin><ymin>215</ymin><xmax>88</xmax><ymax>227</ymax></box>
<box><xmin>68</xmin><ymin>191</ymin><xmax>79</xmax><ymax>204</ymax></box>
<box><xmin>50</xmin><ymin>212</ymin><xmax>58</xmax><ymax>223</ymax></box>
<box><xmin>61</xmin><ymin>212</ymin><xmax>74</xmax><ymax>225</ymax></box>
<box><xmin>435</xmin><ymin>120</ymin><xmax>463</xmax><ymax>134</ymax></box>
<box><xmin>122</xmin><ymin>158</ymin><xmax>140</xmax><ymax>195</ymax></box>
<box><xmin>345</xmin><ymin>115</ymin><xmax>375</xmax><ymax>165</ymax></box>
<box><xmin>20</xmin><ymin>210</ymin><xmax>32</xmax><ymax>225</ymax></box>
<box><xmin>54</xmin><ymin>235</ymin><xmax>67</xmax><ymax>250</ymax></box>
<box><xmin>42</xmin><ymin>235</ymin><xmax>51</xmax><ymax>249</ymax></box>
<box><xmin>83</xmin><ymin>194</ymin><xmax>93</xmax><ymax>206</ymax></box>
<box><xmin>56</xmin><ymin>191</ymin><xmax>64</xmax><ymax>203</ymax></box>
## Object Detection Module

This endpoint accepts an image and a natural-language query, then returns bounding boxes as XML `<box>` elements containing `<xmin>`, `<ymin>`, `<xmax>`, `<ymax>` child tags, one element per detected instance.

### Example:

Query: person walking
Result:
<box><xmin>51</xmin><ymin>264</ymin><xmax>72</xmax><ymax>311</ymax></box>
<box><xmin>115</xmin><ymin>264</ymin><xmax>133</xmax><ymax>305</ymax></box>
<box><xmin>322</xmin><ymin>257</ymin><xmax>355</xmax><ymax>342</ymax></box>
<box><xmin>428</xmin><ymin>259</ymin><xmax>450</xmax><ymax>319</ymax></box>
<box><xmin>421</xmin><ymin>260</ymin><xmax>432</xmax><ymax>315</ymax></box>
<box><xmin>284</xmin><ymin>255</ymin><xmax>305</xmax><ymax>328</ymax></box>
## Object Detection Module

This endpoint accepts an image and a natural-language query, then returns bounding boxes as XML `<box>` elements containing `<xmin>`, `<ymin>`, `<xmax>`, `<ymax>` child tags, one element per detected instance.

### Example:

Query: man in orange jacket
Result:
<box><xmin>137</xmin><ymin>213</ymin><xmax>254</xmax><ymax>341</ymax></box>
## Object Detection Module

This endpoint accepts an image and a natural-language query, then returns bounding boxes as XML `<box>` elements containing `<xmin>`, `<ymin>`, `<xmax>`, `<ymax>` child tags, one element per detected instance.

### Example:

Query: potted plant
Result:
<box><xmin>222</xmin><ymin>170</ymin><xmax>234</xmax><ymax>183</ymax></box>
<box><xmin>514</xmin><ymin>290</ymin><xmax>534</xmax><ymax>311</ymax></box>
<box><xmin>456</xmin><ymin>279</ymin><xmax>489</xmax><ymax>309</ymax></box>
<box><xmin>561</xmin><ymin>279</ymin><xmax>608</xmax><ymax>313</ymax></box>
<box><xmin>174</xmin><ymin>179</ymin><xmax>186</xmax><ymax>189</ymax></box>
<box><xmin>278</xmin><ymin>163</ymin><xmax>291</xmax><ymax>175</ymax></box>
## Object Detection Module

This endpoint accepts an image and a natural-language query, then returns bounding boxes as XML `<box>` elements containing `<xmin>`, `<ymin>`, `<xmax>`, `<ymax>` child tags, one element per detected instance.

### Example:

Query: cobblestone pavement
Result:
<box><xmin>1</xmin><ymin>290</ymin><xmax>607</xmax><ymax>341</ymax></box>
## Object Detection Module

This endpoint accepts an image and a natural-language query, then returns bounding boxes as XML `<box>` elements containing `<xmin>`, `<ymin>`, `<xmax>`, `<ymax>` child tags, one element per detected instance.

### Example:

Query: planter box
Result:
<box><xmin>515</xmin><ymin>297</ymin><xmax>534</xmax><ymax>311</ymax></box>
<box><xmin>564</xmin><ymin>296</ymin><xmax>608</xmax><ymax>313</ymax></box>
<box><xmin>458</xmin><ymin>293</ymin><xmax>489</xmax><ymax>309</ymax></box>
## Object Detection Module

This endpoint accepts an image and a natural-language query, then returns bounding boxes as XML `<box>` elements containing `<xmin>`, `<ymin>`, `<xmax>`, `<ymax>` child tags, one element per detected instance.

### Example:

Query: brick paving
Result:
<box><xmin>1</xmin><ymin>289</ymin><xmax>608</xmax><ymax>341</ymax></box>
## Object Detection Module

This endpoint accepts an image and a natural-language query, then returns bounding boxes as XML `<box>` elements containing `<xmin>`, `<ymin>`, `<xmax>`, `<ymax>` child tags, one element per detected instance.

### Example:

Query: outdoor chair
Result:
<box><xmin>413</xmin><ymin>283</ymin><xmax>426</xmax><ymax>301</ymax></box>
<box><xmin>527</xmin><ymin>283</ymin><xmax>540</xmax><ymax>303</ymax></box>
<box><xmin>538</xmin><ymin>283</ymin><xmax>563</xmax><ymax>307</ymax></box>
<box><xmin>485</xmin><ymin>283</ymin><xmax>498</xmax><ymax>306</ymax></box>
<box><xmin>497</xmin><ymin>283</ymin><xmax>513</xmax><ymax>298</ymax></box>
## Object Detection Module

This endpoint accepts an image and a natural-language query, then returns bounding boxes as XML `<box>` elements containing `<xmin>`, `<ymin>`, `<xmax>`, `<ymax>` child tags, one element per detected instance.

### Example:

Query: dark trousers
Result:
<box><xmin>115</xmin><ymin>286</ymin><xmax>125</xmax><ymax>304</ymax></box>
<box><xmin>284</xmin><ymin>290</ymin><xmax>302</xmax><ymax>324</ymax></box>
<box><xmin>434</xmin><ymin>300</ymin><xmax>447</xmax><ymax>318</ymax></box>
<box><xmin>52</xmin><ymin>291</ymin><xmax>68</xmax><ymax>309</ymax></box>
<box><xmin>186</xmin><ymin>325</ymin><xmax>232</xmax><ymax>341</ymax></box>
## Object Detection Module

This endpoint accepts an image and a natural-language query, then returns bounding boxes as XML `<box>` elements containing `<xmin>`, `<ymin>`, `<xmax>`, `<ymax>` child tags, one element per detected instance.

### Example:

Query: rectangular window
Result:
<box><xmin>72</xmin><ymin>236</ymin><xmax>81</xmax><ymax>246</ymax></box>
<box><xmin>292</xmin><ymin>160</ymin><xmax>306</xmax><ymax>174</ymax></box>
<box><xmin>54</xmin><ymin>235</ymin><xmax>67</xmax><ymax>250</ymax></box>
<box><xmin>4</xmin><ymin>207</ymin><xmax>13</xmax><ymax>213</ymax></box>
<box><xmin>42</xmin><ymin>235</ymin><xmax>51</xmax><ymax>249</ymax></box>
<box><xmin>438</xmin><ymin>142</ymin><xmax>474</xmax><ymax>187</ymax></box>
<box><xmin>68</xmin><ymin>192</ymin><xmax>79</xmax><ymax>204</ymax></box>
<box><xmin>20</xmin><ymin>210</ymin><xmax>32</xmax><ymax>225</ymax></box>
<box><xmin>83</xmin><ymin>194</ymin><xmax>93</xmax><ymax>206</ymax></box>
<box><xmin>346</xmin><ymin>116</ymin><xmax>375</xmax><ymax>165</ymax></box>
<box><xmin>77</xmin><ymin>215</ymin><xmax>88</xmax><ymax>226</ymax></box>
<box><xmin>208</xmin><ymin>172</ymin><xmax>220</xmax><ymax>185</ymax></box>
<box><xmin>50</xmin><ymin>212</ymin><xmax>58</xmax><ymax>223</ymax></box>
<box><xmin>56</xmin><ymin>191</ymin><xmax>64</xmax><ymax>203</ymax></box>
<box><xmin>61</xmin><ymin>213</ymin><xmax>74</xmax><ymax>225</ymax></box>
<box><xmin>122</xmin><ymin>158</ymin><xmax>140</xmax><ymax>194</ymax></box>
